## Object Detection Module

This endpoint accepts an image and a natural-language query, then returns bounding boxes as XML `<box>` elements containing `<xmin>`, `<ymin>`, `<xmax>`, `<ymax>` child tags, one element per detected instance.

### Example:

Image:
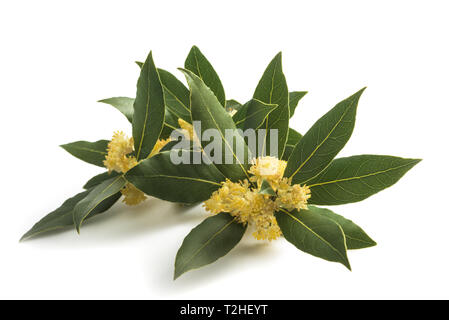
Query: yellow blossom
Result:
<box><xmin>203</xmin><ymin>156</ymin><xmax>311</xmax><ymax>241</ymax></box>
<box><xmin>178</xmin><ymin>119</ymin><xmax>195</xmax><ymax>141</ymax></box>
<box><xmin>149</xmin><ymin>137</ymin><xmax>171</xmax><ymax>158</ymax></box>
<box><xmin>249</xmin><ymin>156</ymin><xmax>287</xmax><ymax>187</ymax></box>
<box><xmin>121</xmin><ymin>183</ymin><xmax>147</xmax><ymax>206</ymax></box>
<box><xmin>103</xmin><ymin>131</ymin><xmax>137</xmax><ymax>173</ymax></box>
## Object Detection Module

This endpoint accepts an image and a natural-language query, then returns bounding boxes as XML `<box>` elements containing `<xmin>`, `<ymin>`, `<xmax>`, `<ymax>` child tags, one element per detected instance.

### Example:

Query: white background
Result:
<box><xmin>1</xmin><ymin>0</ymin><xmax>448</xmax><ymax>299</ymax></box>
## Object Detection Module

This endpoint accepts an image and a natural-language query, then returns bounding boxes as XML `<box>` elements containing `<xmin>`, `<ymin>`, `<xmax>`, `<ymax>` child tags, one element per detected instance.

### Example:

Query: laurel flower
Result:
<box><xmin>103</xmin><ymin>131</ymin><xmax>137</xmax><ymax>174</ymax></box>
<box><xmin>249</xmin><ymin>156</ymin><xmax>287</xmax><ymax>187</ymax></box>
<box><xmin>178</xmin><ymin>119</ymin><xmax>195</xmax><ymax>141</ymax></box>
<box><xmin>149</xmin><ymin>137</ymin><xmax>171</xmax><ymax>158</ymax></box>
<box><xmin>121</xmin><ymin>183</ymin><xmax>147</xmax><ymax>206</ymax></box>
<box><xmin>204</xmin><ymin>156</ymin><xmax>311</xmax><ymax>241</ymax></box>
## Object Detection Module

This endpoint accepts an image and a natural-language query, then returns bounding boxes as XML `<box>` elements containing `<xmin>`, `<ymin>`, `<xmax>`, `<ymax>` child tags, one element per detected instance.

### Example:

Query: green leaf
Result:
<box><xmin>174</xmin><ymin>212</ymin><xmax>246</xmax><ymax>279</ymax></box>
<box><xmin>282</xmin><ymin>128</ymin><xmax>303</xmax><ymax>161</ymax></box>
<box><xmin>253</xmin><ymin>52</ymin><xmax>289</xmax><ymax>158</ymax></box>
<box><xmin>185</xmin><ymin>46</ymin><xmax>226</xmax><ymax>107</ymax></box>
<box><xmin>83</xmin><ymin>171</ymin><xmax>119</xmax><ymax>189</ymax></box>
<box><xmin>180</xmin><ymin>68</ymin><xmax>251</xmax><ymax>182</ymax></box>
<box><xmin>226</xmin><ymin>99</ymin><xmax>243</xmax><ymax>112</ymax></box>
<box><xmin>73</xmin><ymin>176</ymin><xmax>126</xmax><ymax>232</ymax></box>
<box><xmin>21</xmin><ymin>190</ymin><xmax>120</xmax><ymax>241</ymax></box>
<box><xmin>306</xmin><ymin>206</ymin><xmax>376</xmax><ymax>250</ymax></box>
<box><xmin>307</xmin><ymin>155</ymin><xmax>421</xmax><ymax>205</ymax></box>
<box><xmin>60</xmin><ymin>140</ymin><xmax>109</xmax><ymax>167</ymax></box>
<box><xmin>289</xmin><ymin>91</ymin><xmax>307</xmax><ymax>118</ymax></box>
<box><xmin>232</xmin><ymin>99</ymin><xmax>277</xmax><ymax>130</ymax></box>
<box><xmin>132</xmin><ymin>51</ymin><xmax>165</xmax><ymax>160</ymax></box>
<box><xmin>158</xmin><ymin>68</ymin><xmax>191</xmax><ymax>122</ymax></box>
<box><xmin>98</xmin><ymin>97</ymin><xmax>134</xmax><ymax>122</ymax></box>
<box><xmin>125</xmin><ymin>151</ymin><xmax>225</xmax><ymax>203</ymax></box>
<box><xmin>259</xmin><ymin>179</ymin><xmax>276</xmax><ymax>196</ymax></box>
<box><xmin>276</xmin><ymin>208</ymin><xmax>351</xmax><ymax>270</ymax></box>
<box><xmin>285</xmin><ymin>88</ymin><xmax>365</xmax><ymax>185</ymax></box>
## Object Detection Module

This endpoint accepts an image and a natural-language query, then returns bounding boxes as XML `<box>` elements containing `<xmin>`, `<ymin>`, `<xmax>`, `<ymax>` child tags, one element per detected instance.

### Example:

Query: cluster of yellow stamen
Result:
<box><xmin>103</xmin><ymin>131</ymin><xmax>170</xmax><ymax>206</ymax></box>
<box><xmin>204</xmin><ymin>156</ymin><xmax>311</xmax><ymax>241</ymax></box>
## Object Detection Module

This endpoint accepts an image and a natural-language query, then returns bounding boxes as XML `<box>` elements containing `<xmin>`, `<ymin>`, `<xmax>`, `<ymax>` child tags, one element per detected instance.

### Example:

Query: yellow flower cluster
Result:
<box><xmin>103</xmin><ymin>131</ymin><xmax>170</xmax><ymax>206</ymax></box>
<box><xmin>103</xmin><ymin>131</ymin><xmax>137</xmax><ymax>173</ymax></box>
<box><xmin>204</xmin><ymin>156</ymin><xmax>311</xmax><ymax>241</ymax></box>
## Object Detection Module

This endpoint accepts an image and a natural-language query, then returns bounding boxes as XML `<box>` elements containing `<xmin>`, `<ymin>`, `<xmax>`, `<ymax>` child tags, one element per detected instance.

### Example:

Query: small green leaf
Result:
<box><xmin>158</xmin><ymin>68</ymin><xmax>191</xmax><ymax>122</ymax></box>
<box><xmin>98</xmin><ymin>97</ymin><xmax>134</xmax><ymax>122</ymax></box>
<box><xmin>282</xmin><ymin>128</ymin><xmax>303</xmax><ymax>161</ymax></box>
<box><xmin>132</xmin><ymin>51</ymin><xmax>165</xmax><ymax>160</ymax></box>
<box><xmin>307</xmin><ymin>155</ymin><xmax>421</xmax><ymax>205</ymax></box>
<box><xmin>276</xmin><ymin>208</ymin><xmax>351</xmax><ymax>270</ymax></box>
<box><xmin>226</xmin><ymin>99</ymin><xmax>243</xmax><ymax>112</ymax></box>
<box><xmin>83</xmin><ymin>171</ymin><xmax>119</xmax><ymax>189</ymax></box>
<box><xmin>180</xmin><ymin>68</ymin><xmax>250</xmax><ymax>182</ymax></box>
<box><xmin>125</xmin><ymin>151</ymin><xmax>225</xmax><ymax>203</ymax></box>
<box><xmin>306</xmin><ymin>206</ymin><xmax>376</xmax><ymax>250</ymax></box>
<box><xmin>174</xmin><ymin>212</ymin><xmax>246</xmax><ymax>279</ymax></box>
<box><xmin>21</xmin><ymin>190</ymin><xmax>120</xmax><ymax>241</ymax></box>
<box><xmin>60</xmin><ymin>140</ymin><xmax>109</xmax><ymax>167</ymax></box>
<box><xmin>259</xmin><ymin>179</ymin><xmax>276</xmax><ymax>196</ymax></box>
<box><xmin>185</xmin><ymin>45</ymin><xmax>226</xmax><ymax>106</ymax></box>
<box><xmin>289</xmin><ymin>91</ymin><xmax>307</xmax><ymax>118</ymax></box>
<box><xmin>285</xmin><ymin>88</ymin><xmax>365</xmax><ymax>185</ymax></box>
<box><xmin>73</xmin><ymin>176</ymin><xmax>126</xmax><ymax>232</ymax></box>
<box><xmin>253</xmin><ymin>52</ymin><xmax>289</xmax><ymax>158</ymax></box>
<box><xmin>232</xmin><ymin>99</ymin><xmax>277</xmax><ymax>130</ymax></box>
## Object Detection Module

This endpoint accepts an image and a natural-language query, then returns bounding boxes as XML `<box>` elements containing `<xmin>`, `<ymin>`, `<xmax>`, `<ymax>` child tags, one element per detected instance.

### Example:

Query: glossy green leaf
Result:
<box><xmin>259</xmin><ymin>179</ymin><xmax>276</xmax><ymax>196</ymax></box>
<box><xmin>285</xmin><ymin>88</ymin><xmax>365</xmax><ymax>185</ymax></box>
<box><xmin>98</xmin><ymin>97</ymin><xmax>134</xmax><ymax>122</ymax></box>
<box><xmin>185</xmin><ymin>46</ymin><xmax>226</xmax><ymax>106</ymax></box>
<box><xmin>132</xmin><ymin>51</ymin><xmax>165</xmax><ymax>160</ymax></box>
<box><xmin>125</xmin><ymin>151</ymin><xmax>225</xmax><ymax>203</ymax></box>
<box><xmin>282</xmin><ymin>128</ymin><xmax>303</xmax><ymax>161</ymax></box>
<box><xmin>83</xmin><ymin>171</ymin><xmax>119</xmax><ymax>189</ymax></box>
<box><xmin>306</xmin><ymin>206</ymin><xmax>376</xmax><ymax>250</ymax></box>
<box><xmin>174</xmin><ymin>212</ymin><xmax>246</xmax><ymax>279</ymax></box>
<box><xmin>226</xmin><ymin>99</ymin><xmax>243</xmax><ymax>113</ymax></box>
<box><xmin>60</xmin><ymin>140</ymin><xmax>109</xmax><ymax>167</ymax></box>
<box><xmin>232</xmin><ymin>99</ymin><xmax>277</xmax><ymax>130</ymax></box>
<box><xmin>180</xmin><ymin>68</ymin><xmax>250</xmax><ymax>182</ymax></box>
<box><xmin>21</xmin><ymin>190</ymin><xmax>120</xmax><ymax>241</ymax></box>
<box><xmin>307</xmin><ymin>155</ymin><xmax>421</xmax><ymax>205</ymax></box>
<box><xmin>276</xmin><ymin>208</ymin><xmax>351</xmax><ymax>270</ymax></box>
<box><xmin>158</xmin><ymin>68</ymin><xmax>191</xmax><ymax>122</ymax></box>
<box><xmin>253</xmin><ymin>52</ymin><xmax>289</xmax><ymax>158</ymax></box>
<box><xmin>73</xmin><ymin>176</ymin><xmax>126</xmax><ymax>232</ymax></box>
<box><xmin>289</xmin><ymin>91</ymin><xmax>307</xmax><ymax>118</ymax></box>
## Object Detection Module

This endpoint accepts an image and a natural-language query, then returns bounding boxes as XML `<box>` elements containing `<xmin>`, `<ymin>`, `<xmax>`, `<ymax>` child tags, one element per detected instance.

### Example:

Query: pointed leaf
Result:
<box><xmin>253</xmin><ymin>52</ymin><xmax>289</xmax><ymax>158</ymax></box>
<box><xmin>174</xmin><ymin>212</ymin><xmax>246</xmax><ymax>279</ymax></box>
<box><xmin>285</xmin><ymin>88</ymin><xmax>365</xmax><ymax>185</ymax></box>
<box><xmin>232</xmin><ymin>99</ymin><xmax>277</xmax><ymax>130</ymax></box>
<box><xmin>276</xmin><ymin>208</ymin><xmax>351</xmax><ymax>270</ymax></box>
<box><xmin>21</xmin><ymin>190</ymin><xmax>120</xmax><ymax>241</ymax></box>
<box><xmin>185</xmin><ymin>46</ymin><xmax>226</xmax><ymax>106</ymax></box>
<box><xmin>306</xmin><ymin>206</ymin><xmax>376</xmax><ymax>250</ymax></box>
<box><xmin>98</xmin><ymin>97</ymin><xmax>134</xmax><ymax>122</ymax></box>
<box><xmin>180</xmin><ymin>68</ymin><xmax>250</xmax><ymax>181</ymax></box>
<box><xmin>282</xmin><ymin>128</ymin><xmax>303</xmax><ymax>161</ymax></box>
<box><xmin>125</xmin><ymin>151</ymin><xmax>225</xmax><ymax>203</ymax></box>
<box><xmin>132</xmin><ymin>51</ymin><xmax>165</xmax><ymax>160</ymax></box>
<box><xmin>226</xmin><ymin>99</ymin><xmax>243</xmax><ymax>113</ymax></box>
<box><xmin>307</xmin><ymin>155</ymin><xmax>421</xmax><ymax>205</ymax></box>
<box><xmin>73</xmin><ymin>176</ymin><xmax>126</xmax><ymax>232</ymax></box>
<box><xmin>259</xmin><ymin>179</ymin><xmax>276</xmax><ymax>196</ymax></box>
<box><xmin>83</xmin><ymin>171</ymin><xmax>119</xmax><ymax>189</ymax></box>
<box><xmin>158</xmin><ymin>68</ymin><xmax>191</xmax><ymax>122</ymax></box>
<box><xmin>289</xmin><ymin>91</ymin><xmax>307</xmax><ymax>118</ymax></box>
<box><xmin>60</xmin><ymin>140</ymin><xmax>109</xmax><ymax>167</ymax></box>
